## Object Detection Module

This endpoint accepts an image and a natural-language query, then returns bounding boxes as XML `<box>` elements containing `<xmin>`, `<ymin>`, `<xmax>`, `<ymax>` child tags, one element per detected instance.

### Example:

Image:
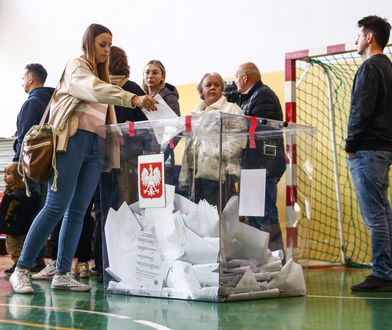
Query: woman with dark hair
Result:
<box><xmin>109</xmin><ymin>46</ymin><xmax>146</xmax><ymax>122</ymax></box>
<box><xmin>107</xmin><ymin>45</ymin><xmax>151</xmax><ymax>205</ymax></box>
<box><xmin>9</xmin><ymin>23</ymin><xmax>157</xmax><ymax>294</ymax></box>
<box><xmin>89</xmin><ymin>46</ymin><xmax>148</xmax><ymax>282</ymax></box>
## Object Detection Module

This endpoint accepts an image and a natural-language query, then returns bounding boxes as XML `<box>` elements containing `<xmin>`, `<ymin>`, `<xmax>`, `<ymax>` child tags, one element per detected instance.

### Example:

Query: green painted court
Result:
<box><xmin>1</xmin><ymin>260</ymin><xmax>392</xmax><ymax>330</ymax></box>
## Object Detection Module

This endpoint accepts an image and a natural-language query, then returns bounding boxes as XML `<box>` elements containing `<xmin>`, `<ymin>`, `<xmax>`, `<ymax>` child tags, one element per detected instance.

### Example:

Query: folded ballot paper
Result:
<box><xmin>104</xmin><ymin>185</ymin><xmax>306</xmax><ymax>301</ymax></box>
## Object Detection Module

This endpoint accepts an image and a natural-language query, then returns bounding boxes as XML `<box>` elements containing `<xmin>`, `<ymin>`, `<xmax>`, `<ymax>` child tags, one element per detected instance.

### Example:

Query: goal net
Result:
<box><xmin>285</xmin><ymin>43</ymin><xmax>392</xmax><ymax>266</ymax></box>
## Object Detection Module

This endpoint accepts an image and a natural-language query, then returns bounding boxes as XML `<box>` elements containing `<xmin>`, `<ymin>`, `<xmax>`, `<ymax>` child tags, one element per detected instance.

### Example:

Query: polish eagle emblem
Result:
<box><xmin>141</xmin><ymin>163</ymin><xmax>162</xmax><ymax>197</ymax></box>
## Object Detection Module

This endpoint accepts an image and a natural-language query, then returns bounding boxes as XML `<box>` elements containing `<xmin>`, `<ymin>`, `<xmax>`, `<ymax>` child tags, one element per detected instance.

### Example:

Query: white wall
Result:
<box><xmin>0</xmin><ymin>0</ymin><xmax>390</xmax><ymax>137</ymax></box>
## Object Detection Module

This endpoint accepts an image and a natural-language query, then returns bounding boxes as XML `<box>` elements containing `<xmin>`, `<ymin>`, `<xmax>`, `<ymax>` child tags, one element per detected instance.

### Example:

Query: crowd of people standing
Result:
<box><xmin>3</xmin><ymin>15</ymin><xmax>388</xmax><ymax>296</ymax></box>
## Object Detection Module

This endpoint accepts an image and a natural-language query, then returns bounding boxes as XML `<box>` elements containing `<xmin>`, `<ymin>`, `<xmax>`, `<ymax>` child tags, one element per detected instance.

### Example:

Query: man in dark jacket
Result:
<box><xmin>346</xmin><ymin>16</ymin><xmax>392</xmax><ymax>292</ymax></box>
<box><xmin>13</xmin><ymin>63</ymin><xmax>55</xmax><ymax>162</ymax></box>
<box><xmin>234</xmin><ymin>62</ymin><xmax>286</xmax><ymax>253</ymax></box>
<box><xmin>11</xmin><ymin>63</ymin><xmax>54</xmax><ymax>273</ymax></box>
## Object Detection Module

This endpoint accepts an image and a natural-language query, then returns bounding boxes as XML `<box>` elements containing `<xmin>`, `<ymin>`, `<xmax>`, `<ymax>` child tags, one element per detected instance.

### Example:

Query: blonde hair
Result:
<box><xmin>142</xmin><ymin>60</ymin><xmax>166</xmax><ymax>93</ymax></box>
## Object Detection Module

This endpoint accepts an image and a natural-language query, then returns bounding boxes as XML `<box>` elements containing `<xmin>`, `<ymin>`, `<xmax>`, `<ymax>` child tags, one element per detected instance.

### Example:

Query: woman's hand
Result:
<box><xmin>132</xmin><ymin>95</ymin><xmax>158</xmax><ymax>111</ymax></box>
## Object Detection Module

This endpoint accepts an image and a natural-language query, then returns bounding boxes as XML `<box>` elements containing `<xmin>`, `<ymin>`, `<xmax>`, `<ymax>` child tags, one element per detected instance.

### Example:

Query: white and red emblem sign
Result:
<box><xmin>138</xmin><ymin>154</ymin><xmax>165</xmax><ymax>208</ymax></box>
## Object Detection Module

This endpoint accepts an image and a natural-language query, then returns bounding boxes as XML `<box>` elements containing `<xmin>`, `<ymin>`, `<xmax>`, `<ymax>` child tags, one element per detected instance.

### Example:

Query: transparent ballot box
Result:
<box><xmin>98</xmin><ymin>112</ymin><xmax>316</xmax><ymax>302</ymax></box>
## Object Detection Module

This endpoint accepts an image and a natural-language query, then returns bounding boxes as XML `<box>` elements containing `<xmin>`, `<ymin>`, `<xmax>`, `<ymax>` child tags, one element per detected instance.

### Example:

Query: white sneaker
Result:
<box><xmin>51</xmin><ymin>273</ymin><xmax>91</xmax><ymax>292</ymax></box>
<box><xmin>9</xmin><ymin>269</ymin><xmax>34</xmax><ymax>294</ymax></box>
<box><xmin>32</xmin><ymin>261</ymin><xmax>56</xmax><ymax>280</ymax></box>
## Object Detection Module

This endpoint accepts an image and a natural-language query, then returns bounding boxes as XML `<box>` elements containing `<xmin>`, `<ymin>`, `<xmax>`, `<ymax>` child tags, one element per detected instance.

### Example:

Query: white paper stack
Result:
<box><xmin>104</xmin><ymin>188</ymin><xmax>306</xmax><ymax>300</ymax></box>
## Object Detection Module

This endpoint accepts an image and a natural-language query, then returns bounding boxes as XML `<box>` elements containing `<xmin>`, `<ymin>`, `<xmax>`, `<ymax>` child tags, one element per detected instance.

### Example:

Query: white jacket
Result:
<box><xmin>179</xmin><ymin>96</ymin><xmax>247</xmax><ymax>188</ymax></box>
<box><xmin>49</xmin><ymin>56</ymin><xmax>136</xmax><ymax>152</ymax></box>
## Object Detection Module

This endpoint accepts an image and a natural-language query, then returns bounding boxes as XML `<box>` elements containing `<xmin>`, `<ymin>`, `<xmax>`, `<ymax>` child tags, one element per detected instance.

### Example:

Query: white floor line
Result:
<box><xmin>2</xmin><ymin>303</ymin><xmax>174</xmax><ymax>328</ymax></box>
<box><xmin>69</xmin><ymin>308</ymin><xmax>132</xmax><ymax>319</ymax></box>
<box><xmin>134</xmin><ymin>320</ymin><xmax>173</xmax><ymax>330</ymax></box>
<box><xmin>307</xmin><ymin>294</ymin><xmax>392</xmax><ymax>300</ymax></box>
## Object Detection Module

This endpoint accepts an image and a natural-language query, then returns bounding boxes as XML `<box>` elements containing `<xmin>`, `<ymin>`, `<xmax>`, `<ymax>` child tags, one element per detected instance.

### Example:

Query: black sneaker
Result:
<box><xmin>5</xmin><ymin>264</ymin><xmax>16</xmax><ymax>274</ymax></box>
<box><xmin>351</xmin><ymin>275</ymin><xmax>392</xmax><ymax>292</ymax></box>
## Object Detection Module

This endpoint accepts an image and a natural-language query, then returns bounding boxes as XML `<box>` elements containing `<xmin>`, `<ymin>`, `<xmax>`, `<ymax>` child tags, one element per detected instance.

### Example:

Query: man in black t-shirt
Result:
<box><xmin>346</xmin><ymin>16</ymin><xmax>392</xmax><ymax>292</ymax></box>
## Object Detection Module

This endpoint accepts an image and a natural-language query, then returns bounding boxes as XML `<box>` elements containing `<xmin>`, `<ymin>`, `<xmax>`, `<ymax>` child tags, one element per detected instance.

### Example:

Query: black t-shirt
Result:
<box><xmin>346</xmin><ymin>54</ymin><xmax>392</xmax><ymax>152</ymax></box>
<box><xmin>114</xmin><ymin>80</ymin><xmax>146</xmax><ymax>123</ymax></box>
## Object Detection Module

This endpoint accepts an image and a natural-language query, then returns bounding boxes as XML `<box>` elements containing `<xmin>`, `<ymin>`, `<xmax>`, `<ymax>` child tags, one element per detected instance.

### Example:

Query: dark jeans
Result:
<box><xmin>348</xmin><ymin>150</ymin><xmax>392</xmax><ymax>280</ymax></box>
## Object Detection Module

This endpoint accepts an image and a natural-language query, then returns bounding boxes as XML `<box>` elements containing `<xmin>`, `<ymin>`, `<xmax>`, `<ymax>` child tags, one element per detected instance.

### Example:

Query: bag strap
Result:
<box><xmin>19</xmin><ymin>65</ymin><xmax>68</xmax><ymax>196</ymax></box>
<box><xmin>38</xmin><ymin>66</ymin><xmax>67</xmax><ymax>128</ymax></box>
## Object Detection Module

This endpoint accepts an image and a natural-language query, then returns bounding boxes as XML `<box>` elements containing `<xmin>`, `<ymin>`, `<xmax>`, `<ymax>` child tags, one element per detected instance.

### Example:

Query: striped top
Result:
<box><xmin>76</xmin><ymin>102</ymin><xmax>108</xmax><ymax>133</ymax></box>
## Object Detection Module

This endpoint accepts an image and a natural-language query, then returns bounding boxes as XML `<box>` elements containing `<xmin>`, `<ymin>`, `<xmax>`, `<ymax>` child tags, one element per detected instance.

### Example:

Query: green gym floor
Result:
<box><xmin>1</xmin><ymin>257</ymin><xmax>392</xmax><ymax>330</ymax></box>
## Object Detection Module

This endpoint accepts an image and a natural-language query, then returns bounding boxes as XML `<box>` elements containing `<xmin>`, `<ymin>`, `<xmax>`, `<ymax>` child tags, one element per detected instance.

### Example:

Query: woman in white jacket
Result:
<box><xmin>10</xmin><ymin>23</ymin><xmax>156</xmax><ymax>294</ymax></box>
<box><xmin>179</xmin><ymin>72</ymin><xmax>246</xmax><ymax>208</ymax></box>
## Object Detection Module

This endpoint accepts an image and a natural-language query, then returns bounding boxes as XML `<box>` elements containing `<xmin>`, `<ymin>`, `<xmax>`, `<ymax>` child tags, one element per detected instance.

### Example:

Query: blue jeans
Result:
<box><xmin>348</xmin><ymin>150</ymin><xmax>392</xmax><ymax>280</ymax></box>
<box><xmin>17</xmin><ymin>130</ymin><xmax>103</xmax><ymax>274</ymax></box>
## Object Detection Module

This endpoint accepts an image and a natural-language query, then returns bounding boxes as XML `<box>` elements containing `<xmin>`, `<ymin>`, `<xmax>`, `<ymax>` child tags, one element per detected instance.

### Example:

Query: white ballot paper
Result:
<box><xmin>134</xmin><ymin>226</ymin><xmax>167</xmax><ymax>292</ymax></box>
<box><xmin>239</xmin><ymin>169</ymin><xmax>266</xmax><ymax>216</ymax></box>
<box><xmin>193</xmin><ymin>263</ymin><xmax>219</xmax><ymax>287</ymax></box>
<box><xmin>221</xmin><ymin>196</ymin><xmax>270</xmax><ymax>261</ymax></box>
<box><xmin>234</xmin><ymin>268</ymin><xmax>262</xmax><ymax>293</ymax></box>
<box><xmin>143</xmin><ymin>184</ymin><xmax>185</xmax><ymax>264</ymax></box>
<box><xmin>267</xmin><ymin>259</ymin><xmax>306</xmax><ymax>295</ymax></box>
<box><xmin>161</xmin><ymin>286</ymin><xmax>219</xmax><ymax>301</ymax></box>
<box><xmin>174</xmin><ymin>193</ymin><xmax>198</xmax><ymax>215</ymax></box>
<box><xmin>165</xmin><ymin>184</ymin><xmax>176</xmax><ymax>211</ymax></box>
<box><xmin>182</xmin><ymin>227</ymin><xmax>219</xmax><ymax>264</ymax></box>
<box><xmin>104</xmin><ymin>202</ymin><xmax>142</xmax><ymax>283</ymax></box>
<box><xmin>224</xmin><ymin>221</ymin><xmax>270</xmax><ymax>261</ymax></box>
<box><xmin>147</xmin><ymin>207</ymin><xmax>185</xmax><ymax>264</ymax></box>
<box><xmin>183</xmin><ymin>200</ymin><xmax>219</xmax><ymax>237</ymax></box>
<box><xmin>142</xmin><ymin>94</ymin><xmax>182</xmax><ymax>145</ymax></box>
<box><xmin>227</xmin><ymin>288</ymin><xmax>280</xmax><ymax>301</ymax></box>
<box><xmin>142</xmin><ymin>94</ymin><xmax>178</xmax><ymax>121</ymax></box>
<box><xmin>129</xmin><ymin>201</ymin><xmax>142</xmax><ymax>216</ymax></box>
<box><xmin>166</xmin><ymin>260</ymin><xmax>201</xmax><ymax>293</ymax></box>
